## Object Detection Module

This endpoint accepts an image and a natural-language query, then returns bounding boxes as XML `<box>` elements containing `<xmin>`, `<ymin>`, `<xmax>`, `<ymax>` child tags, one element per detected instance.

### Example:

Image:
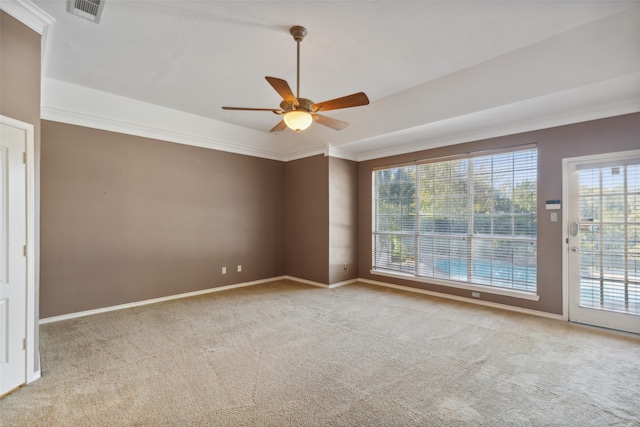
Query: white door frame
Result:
<box><xmin>0</xmin><ymin>115</ymin><xmax>39</xmax><ymax>384</ymax></box>
<box><xmin>562</xmin><ymin>149</ymin><xmax>640</xmax><ymax>329</ymax></box>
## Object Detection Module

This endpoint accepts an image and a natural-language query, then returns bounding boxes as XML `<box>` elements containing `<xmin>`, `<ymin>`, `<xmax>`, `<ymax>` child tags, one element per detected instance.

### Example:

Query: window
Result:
<box><xmin>373</xmin><ymin>146</ymin><xmax>537</xmax><ymax>294</ymax></box>
<box><xmin>578</xmin><ymin>162</ymin><xmax>640</xmax><ymax>314</ymax></box>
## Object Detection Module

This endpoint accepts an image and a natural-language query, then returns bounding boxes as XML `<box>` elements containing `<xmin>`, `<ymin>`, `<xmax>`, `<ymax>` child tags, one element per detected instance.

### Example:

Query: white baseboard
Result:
<box><xmin>39</xmin><ymin>275</ymin><xmax>563</xmax><ymax>325</ymax></box>
<box><xmin>283</xmin><ymin>276</ymin><xmax>330</xmax><ymax>288</ymax></box>
<box><xmin>284</xmin><ymin>276</ymin><xmax>358</xmax><ymax>289</ymax></box>
<box><xmin>39</xmin><ymin>276</ymin><xmax>287</xmax><ymax>324</ymax></box>
<box><xmin>329</xmin><ymin>278</ymin><xmax>359</xmax><ymax>288</ymax></box>
<box><xmin>28</xmin><ymin>370</ymin><xmax>41</xmax><ymax>384</ymax></box>
<box><xmin>357</xmin><ymin>278</ymin><xmax>565</xmax><ymax>321</ymax></box>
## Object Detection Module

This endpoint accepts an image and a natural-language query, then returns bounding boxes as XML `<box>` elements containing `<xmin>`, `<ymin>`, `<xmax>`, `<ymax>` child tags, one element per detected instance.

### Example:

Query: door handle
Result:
<box><xmin>569</xmin><ymin>221</ymin><xmax>579</xmax><ymax>237</ymax></box>
<box><xmin>571</xmin><ymin>246</ymin><xmax>578</xmax><ymax>253</ymax></box>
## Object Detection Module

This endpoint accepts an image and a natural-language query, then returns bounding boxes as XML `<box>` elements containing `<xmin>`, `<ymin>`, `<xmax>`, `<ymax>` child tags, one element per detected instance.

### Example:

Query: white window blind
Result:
<box><xmin>373</xmin><ymin>146</ymin><xmax>537</xmax><ymax>293</ymax></box>
<box><xmin>578</xmin><ymin>163</ymin><xmax>640</xmax><ymax>314</ymax></box>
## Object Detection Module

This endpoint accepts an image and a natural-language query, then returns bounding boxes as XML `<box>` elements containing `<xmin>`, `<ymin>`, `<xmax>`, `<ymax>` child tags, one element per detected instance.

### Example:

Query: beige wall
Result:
<box><xmin>0</xmin><ymin>10</ymin><xmax>42</xmax><ymax>372</ymax></box>
<box><xmin>284</xmin><ymin>155</ymin><xmax>359</xmax><ymax>286</ymax></box>
<box><xmin>41</xmin><ymin>130</ymin><xmax>359</xmax><ymax>316</ymax></box>
<box><xmin>359</xmin><ymin>113</ymin><xmax>640</xmax><ymax>315</ymax></box>
<box><xmin>0</xmin><ymin>12</ymin><xmax>41</xmax><ymax>138</ymax></box>
<box><xmin>285</xmin><ymin>155</ymin><xmax>330</xmax><ymax>284</ymax></box>
<box><xmin>329</xmin><ymin>157</ymin><xmax>359</xmax><ymax>285</ymax></box>
<box><xmin>41</xmin><ymin>113</ymin><xmax>639</xmax><ymax>318</ymax></box>
<box><xmin>40</xmin><ymin>121</ymin><xmax>285</xmax><ymax>318</ymax></box>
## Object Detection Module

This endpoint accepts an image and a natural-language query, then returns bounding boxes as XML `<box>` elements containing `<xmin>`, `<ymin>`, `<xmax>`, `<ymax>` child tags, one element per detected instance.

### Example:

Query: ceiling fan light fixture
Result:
<box><xmin>221</xmin><ymin>25</ymin><xmax>369</xmax><ymax>133</ymax></box>
<box><xmin>283</xmin><ymin>110</ymin><xmax>313</xmax><ymax>133</ymax></box>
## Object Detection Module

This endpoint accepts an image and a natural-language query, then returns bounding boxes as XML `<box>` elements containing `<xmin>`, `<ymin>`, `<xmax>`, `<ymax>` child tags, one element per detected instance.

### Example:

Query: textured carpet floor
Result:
<box><xmin>2</xmin><ymin>280</ymin><xmax>639</xmax><ymax>426</ymax></box>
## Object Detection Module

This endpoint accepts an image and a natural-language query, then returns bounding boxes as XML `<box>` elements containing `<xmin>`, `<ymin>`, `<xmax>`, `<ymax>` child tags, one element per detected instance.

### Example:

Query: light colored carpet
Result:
<box><xmin>2</xmin><ymin>280</ymin><xmax>639</xmax><ymax>426</ymax></box>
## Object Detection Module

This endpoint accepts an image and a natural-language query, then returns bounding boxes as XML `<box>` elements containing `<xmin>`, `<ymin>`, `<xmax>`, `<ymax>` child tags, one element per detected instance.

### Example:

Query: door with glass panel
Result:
<box><xmin>566</xmin><ymin>151</ymin><xmax>640</xmax><ymax>334</ymax></box>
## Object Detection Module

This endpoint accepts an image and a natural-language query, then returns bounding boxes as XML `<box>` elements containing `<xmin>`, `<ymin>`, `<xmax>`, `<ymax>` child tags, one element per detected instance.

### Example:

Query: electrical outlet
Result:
<box><xmin>471</xmin><ymin>292</ymin><xmax>480</xmax><ymax>298</ymax></box>
<box><xmin>237</xmin><ymin>265</ymin><xmax>242</xmax><ymax>272</ymax></box>
<box><xmin>343</xmin><ymin>263</ymin><xmax>348</xmax><ymax>270</ymax></box>
<box><xmin>221</xmin><ymin>267</ymin><xmax>226</xmax><ymax>274</ymax></box>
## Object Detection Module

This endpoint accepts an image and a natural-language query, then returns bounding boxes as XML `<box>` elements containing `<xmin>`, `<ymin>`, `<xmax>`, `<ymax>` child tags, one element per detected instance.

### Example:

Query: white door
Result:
<box><xmin>0</xmin><ymin>122</ymin><xmax>27</xmax><ymax>396</ymax></box>
<box><xmin>566</xmin><ymin>150</ymin><xmax>640</xmax><ymax>334</ymax></box>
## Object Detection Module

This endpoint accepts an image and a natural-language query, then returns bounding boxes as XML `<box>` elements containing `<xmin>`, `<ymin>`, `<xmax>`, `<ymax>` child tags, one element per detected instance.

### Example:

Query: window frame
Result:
<box><xmin>371</xmin><ymin>144</ymin><xmax>540</xmax><ymax>301</ymax></box>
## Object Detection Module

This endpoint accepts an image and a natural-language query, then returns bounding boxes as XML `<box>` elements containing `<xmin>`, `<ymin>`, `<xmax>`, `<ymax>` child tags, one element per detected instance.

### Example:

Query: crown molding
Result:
<box><xmin>0</xmin><ymin>0</ymin><xmax>54</xmax><ymax>34</ymax></box>
<box><xmin>40</xmin><ymin>66</ymin><xmax>640</xmax><ymax>164</ymax></box>
<box><xmin>282</xmin><ymin>145</ymin><xmax>327</xmax><ymax>162</ymax></box>
<box><xmin>353</xmin><ymin>73</ymin><xmax>640</xmax><ymax>162</ymax></box>
<box><xmin>41</xmin><ymin>78</ymin><xmax>287</xmax><ymax>161</ymax></box>
<box><xmin>39</xmin><ymin>77</ymin><xmax>358</xmax><ymax>164</ymax></box>
<box><xmin>42</xmin><ymin>105</ymin><xmax>287</xmax><ymax>161</ymax></box>
<box><xmin>354</xmin><ymin>99</ymin><xmax>640</xmax><ymax>163</ymax></box>
<box><xmin>325</xmin><ymin>147</ymin><xmax>359</xmax><ymax>162</ymax></box>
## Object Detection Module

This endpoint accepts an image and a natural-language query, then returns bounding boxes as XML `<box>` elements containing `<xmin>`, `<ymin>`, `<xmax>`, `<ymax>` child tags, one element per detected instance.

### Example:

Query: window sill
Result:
<box><xmin>370</xmin><ymin>270</ymin><xmax>540</xmax><ymax>301</ymax></box>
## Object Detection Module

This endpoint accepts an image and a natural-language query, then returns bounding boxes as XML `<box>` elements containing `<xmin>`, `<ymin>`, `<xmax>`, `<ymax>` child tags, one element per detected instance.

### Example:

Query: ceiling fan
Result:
<box><xmin>222</xmin><ymin>26</ymin><xmax>370</xmax><ymax>133</ymax></box>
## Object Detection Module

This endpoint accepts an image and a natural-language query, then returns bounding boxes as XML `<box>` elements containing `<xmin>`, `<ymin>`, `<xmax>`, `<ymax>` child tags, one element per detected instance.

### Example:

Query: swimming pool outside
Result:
<box><xmin>432</xmin><ymin>258</ymin><xmax>536</xmax><ymax>292</ymax></box>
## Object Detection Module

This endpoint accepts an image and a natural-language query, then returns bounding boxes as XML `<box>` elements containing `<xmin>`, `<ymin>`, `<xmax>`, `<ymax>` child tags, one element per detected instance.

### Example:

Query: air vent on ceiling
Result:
<box><xmin>69</xmin><ymin>0</ymin><xmax>104</xmax><ymax>23</ymax></box>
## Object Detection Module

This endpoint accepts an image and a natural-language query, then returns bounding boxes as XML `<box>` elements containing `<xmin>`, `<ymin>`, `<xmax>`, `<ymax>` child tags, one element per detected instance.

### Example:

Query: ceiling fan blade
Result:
<box><xmin>270</xmin><ymin>120</ymin><xmax>288</xmax><ymax>132</ymax></box>
<box><xmin>313</xmin><ymin>92</ymin><xmax>369</xmax><ymax>112</ymax></box>
<box><xmin>222</xmin><ymin>106</ymin><xmax>282</xmax><ymax>113</ymax></box>
<box><xmin>313</xmin><ymin>114</ymin><xmax>349</xmax><ymax>131</ymax></box>
<box><xmin>265</xmin><ymin>77</ymin><xmax>299</xmax><ymax>106</ymax></box>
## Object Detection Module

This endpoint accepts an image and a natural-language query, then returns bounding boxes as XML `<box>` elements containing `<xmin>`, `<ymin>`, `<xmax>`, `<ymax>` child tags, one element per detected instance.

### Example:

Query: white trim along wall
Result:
<box><xmin>0</xmin><ymin>115</ymin><xmax>39</xmax><ymax>383</ymax></box>
<box><xmin>40</xmin><ymin>276</ymin><xmax>564</xmax><ymax>326</ymax></box>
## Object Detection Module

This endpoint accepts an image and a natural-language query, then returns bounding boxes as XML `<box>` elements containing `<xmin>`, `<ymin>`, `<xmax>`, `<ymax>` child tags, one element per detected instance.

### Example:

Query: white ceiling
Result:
<box><xmin>18</xmin><ymin>1</ymin><xmax>640</xmax><ymax>160</ymax></box>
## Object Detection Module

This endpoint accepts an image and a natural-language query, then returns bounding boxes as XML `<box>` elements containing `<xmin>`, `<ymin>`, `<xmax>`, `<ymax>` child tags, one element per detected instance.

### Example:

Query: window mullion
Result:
<box><xmin>414</xmin><ymin>166</ymin><xmax>420</xmax><ymax>276</ymax></box>
<box><xmin>511</xmin><ymin>154</ymin><xmax>516</xmax><ymax>285</ymax></box>
<box><xmin>599</xmin><ymin>168</ymin><xmax>604</xmax><ymax>307</ymax></box>
<box><xmin>467</xmin><ymin>160</ymin><xmax>474</xmax><ymax>283</ymax></box>
<box><xmin>623</xmin><ymin>166</ymin><xmax>629</xmax><ymax>310</ymax></box>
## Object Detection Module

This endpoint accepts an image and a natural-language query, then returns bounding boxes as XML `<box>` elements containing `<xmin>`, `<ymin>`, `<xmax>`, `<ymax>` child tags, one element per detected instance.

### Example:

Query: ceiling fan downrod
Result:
<box><xmin>290</xmin><ymin>26</ymin><xmax>307</xmax><ymax>101</ymax></box>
